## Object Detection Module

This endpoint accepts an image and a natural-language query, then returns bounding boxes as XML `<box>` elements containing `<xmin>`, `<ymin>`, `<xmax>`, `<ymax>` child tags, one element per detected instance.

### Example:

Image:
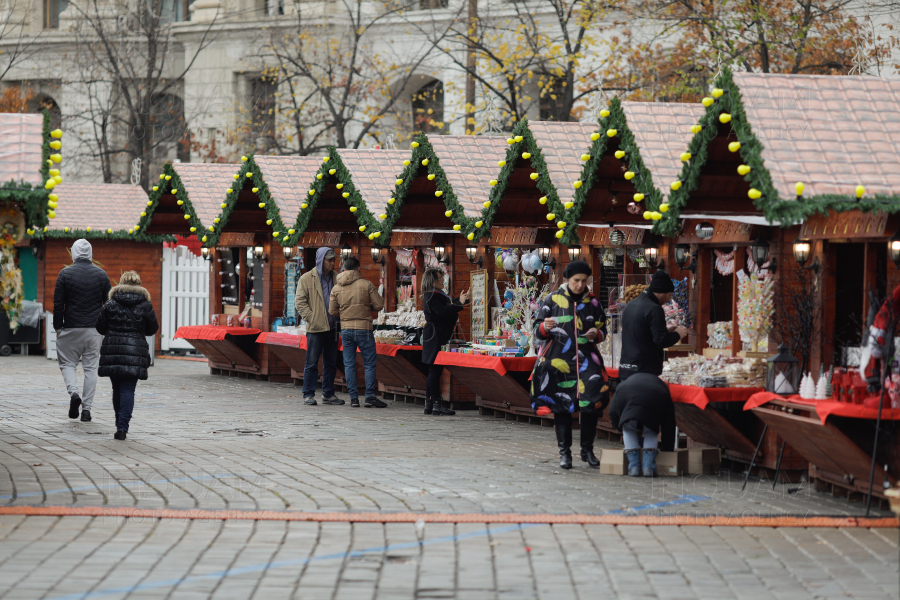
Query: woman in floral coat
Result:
<box><xmin>531</xmin><ymin>261</ymin><xmax>609</xmax><ymax>469</ymax></box>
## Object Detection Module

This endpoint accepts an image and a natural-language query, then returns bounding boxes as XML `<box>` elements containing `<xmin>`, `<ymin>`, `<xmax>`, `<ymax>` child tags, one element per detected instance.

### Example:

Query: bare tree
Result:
<box><xmin>66</xmin><ymin>0</ymin><xmax>219</xmax><ymax>188</ymax></box>
<box><xmin>773</xmin><ymin>266</ymin><xmax>822</xmax><ymax>373</ymax></box>
<box><xmin>0</xmin><ymin>0</ymin><xmax>45</xmax><ymax>83</ymax></box>
<box><xmin>245</xmin><ymin>0</ymin><xmax>462</xmax><ymax>156</ymax></box>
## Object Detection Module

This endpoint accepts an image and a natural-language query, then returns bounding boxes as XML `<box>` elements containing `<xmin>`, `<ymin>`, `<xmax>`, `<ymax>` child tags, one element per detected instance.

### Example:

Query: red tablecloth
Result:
<box><xmin>256</xmin><ymin>332</ymin><xmax>420</xmax><ymax>356</ymax></box>
<box><xmin>744</xmin><ymin>391</ymin><xmax>900</xmax><ymax>424</ymax></box>
<box><xmin>669</xmin><ymin>384</ymin><xmax>763</xmax><ymax>411</ymax></box>
<box><xmin>174</xmin><ymin>325</ymin><xmax>261</xmax><ymax>341</ymax></box>
<box><xmin>435</xmin><ymin>352</ymin><xmax>536</xmax><ymax>377</ymax></box>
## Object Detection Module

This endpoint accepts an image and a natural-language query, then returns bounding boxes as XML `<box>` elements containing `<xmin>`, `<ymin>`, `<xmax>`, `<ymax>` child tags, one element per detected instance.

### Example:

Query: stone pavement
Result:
<box><xmin>0</xmin><ymin>356</ymin><xmax>897</xmax><ymax>599</ymax></box>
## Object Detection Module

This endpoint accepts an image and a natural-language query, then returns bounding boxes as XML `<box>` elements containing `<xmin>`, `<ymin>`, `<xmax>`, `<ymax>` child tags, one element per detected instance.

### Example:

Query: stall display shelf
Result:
<box><xmin>174</xmin><ymin>325</ymin><xmax>262</xmax><ymax>374</ymax></box>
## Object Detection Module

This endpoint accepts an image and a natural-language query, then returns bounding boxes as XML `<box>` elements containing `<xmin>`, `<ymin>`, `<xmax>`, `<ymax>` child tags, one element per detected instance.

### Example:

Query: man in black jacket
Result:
<box><xmin>619</xmin><ymin>270</ymin><xmax>687</xmax><ymax>381</ymax></box>
<box><xmin>53</xmin><ymin>239</ymin><xmax>111</xmax><ymax>422</ymax></box>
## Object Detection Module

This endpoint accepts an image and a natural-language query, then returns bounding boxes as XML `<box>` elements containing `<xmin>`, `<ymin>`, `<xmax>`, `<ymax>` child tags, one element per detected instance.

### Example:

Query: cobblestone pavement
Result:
<box><xmin>0</xmin><ymin>356</ymin><xmax>897</xmax><ymax>599</ymax></box>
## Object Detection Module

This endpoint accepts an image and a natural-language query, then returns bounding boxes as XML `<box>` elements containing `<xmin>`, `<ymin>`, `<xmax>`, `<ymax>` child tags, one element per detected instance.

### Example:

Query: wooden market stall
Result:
<box><xmin>2</xmin><ymin>111</ymin><xmax>53</xmax><ymax>354</ymax></box>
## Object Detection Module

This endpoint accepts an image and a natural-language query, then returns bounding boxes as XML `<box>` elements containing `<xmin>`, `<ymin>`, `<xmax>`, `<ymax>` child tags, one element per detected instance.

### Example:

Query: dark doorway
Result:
<box><xmin>833</xmin><ymin>243</ymin><xmax>866</xmax><ymax>352</ymax></box>
<box><xmin>709</xmin><ymin>249</ymin><xmax>734</xmax><ymax>325</ymax></box>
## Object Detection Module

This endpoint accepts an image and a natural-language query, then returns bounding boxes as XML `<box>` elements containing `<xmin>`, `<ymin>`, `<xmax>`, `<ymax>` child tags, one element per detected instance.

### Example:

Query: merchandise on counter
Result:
<box><xmin>374</xmin><ymin>328</ymin><xmax>408</xmax><ymax>344</ymax></box>
<box><xmin>814</xmin><ymin>372</ymin><xmax>828</xmax><ymax>399</ymax></box>
<box><xmin>374</xmin><ymin>309</ymin><xmax>426</xmax><ymax>328</ymax></box>
<box><xmin>662</xmin><ymin>353</ymin><xmax>766</xmax><ymax>388</ymax></box>
<box><xmin>736</xmin><ymin>269</ymin><xmax>774</xmax><ymax>352</ymax></box>
<box><xmin>669</xmin><ymin>277</ymin><xmax>692</xmax><ymax>329</ymax></box>
<box><xmin>706</xmin><ymin>321</ymin><xmax>732</xmax><ymax>349</ymax></box>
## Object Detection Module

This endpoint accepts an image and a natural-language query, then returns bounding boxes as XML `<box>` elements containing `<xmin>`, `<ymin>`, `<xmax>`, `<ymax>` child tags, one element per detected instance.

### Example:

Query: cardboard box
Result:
<box><xmin>599</xmin><ymin>448</ymin><xmax>629</xmax><ymax>475</ymax></box>
<box><xmin>686</xmin><ymin>448</ymin><xmax>721</xmax><ymax>474</ymax></box>
<box><xmin>656</xmin><ymin>449</ymin><xmax>689</xmax><ymax>476</ymax></box>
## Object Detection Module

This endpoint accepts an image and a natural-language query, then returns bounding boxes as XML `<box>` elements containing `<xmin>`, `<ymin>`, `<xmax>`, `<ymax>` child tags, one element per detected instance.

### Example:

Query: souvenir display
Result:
<box><xmin>0</xmin><ymin>206</ymin><xmax>25</xmax><ymax>330</ymax></box>
<box><xmin>662</xmin><ymin>354</ymin><xmax>766</xmax><ymax>388</ymax></box>
<box><xmin>714</xmin><ymin>247</ymin><xmax>736</xmax><ymax>276</ymax></box>
<box><xmin>706</xmin><ymin>321</ymin><xmax>732</xmax><ymax>349</ymax></box>
<box><xmin>736</xmin><ymin>269</ymin><xmax>773</xmax><ymax>353</ymax></box>
<box><xmin>470</xmin><ymin>270</ymin><xmax>488</xmax><ymax>337</ymax></box>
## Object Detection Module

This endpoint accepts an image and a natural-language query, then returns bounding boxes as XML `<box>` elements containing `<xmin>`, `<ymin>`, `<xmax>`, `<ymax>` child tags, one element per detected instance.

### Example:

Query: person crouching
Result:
<box><xmin>608</xmin><ymin>373</ymin><xmax>676</xmax><ymax>477</ymax></box>
<box><xmin>95</xmin><ymin>271</ymin><xmax>159</xmax><ymax>440</ymax></box>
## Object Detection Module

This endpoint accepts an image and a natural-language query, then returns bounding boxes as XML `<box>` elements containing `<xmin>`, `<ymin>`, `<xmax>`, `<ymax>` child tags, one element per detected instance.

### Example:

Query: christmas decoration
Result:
<box><xmin>0</xmin><ymin>206</ymin><xmax>25</xmax><ymax>330</ymax></box>
<box><xmin>736</xmin><ymin>269</ymin><xmax>774</xmax><ymax>353</ymax></box>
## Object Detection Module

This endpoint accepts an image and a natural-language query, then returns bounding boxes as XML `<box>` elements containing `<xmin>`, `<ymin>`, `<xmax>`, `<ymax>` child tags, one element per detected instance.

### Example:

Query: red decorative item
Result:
<box><xmin>210</xmin><ymin>314</ymin><xmax>220</xmax><ymax>326</ymax></box>
<box><xmin>226</xmin><ymin>315</ymin><xmax>237</xmax><ymax>327</ymax></box>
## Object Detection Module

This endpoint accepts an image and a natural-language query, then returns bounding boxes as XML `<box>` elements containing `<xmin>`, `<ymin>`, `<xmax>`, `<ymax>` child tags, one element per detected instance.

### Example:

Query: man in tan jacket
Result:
<box><xmin>295</xmin><ymin>247</ymin><xmax>342</xmax><ymax>406</ymax></box>
<box><xmin>329</xmin><ymin>256</ymin><xmax>385</xmax><ymax>407</ymax></box>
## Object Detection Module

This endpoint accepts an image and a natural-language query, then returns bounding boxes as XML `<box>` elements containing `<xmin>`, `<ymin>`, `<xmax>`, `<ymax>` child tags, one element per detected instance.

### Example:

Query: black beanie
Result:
<box><xmin>646</xmin><ymin>270</ymin><xmax>675</xmax><ymax>293</ymax></box>
<box><xmin>563</xmin><ymin>260</ymin><xmax>592</xmax><ymax>279</ymax></box>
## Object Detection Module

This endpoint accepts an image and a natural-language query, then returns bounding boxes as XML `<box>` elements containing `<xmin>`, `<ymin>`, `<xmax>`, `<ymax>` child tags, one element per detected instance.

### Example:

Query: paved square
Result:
<box><xmin>0</xmin><ymin>357</ymin><xmax>897</xmax><ymax>599</ymax></box>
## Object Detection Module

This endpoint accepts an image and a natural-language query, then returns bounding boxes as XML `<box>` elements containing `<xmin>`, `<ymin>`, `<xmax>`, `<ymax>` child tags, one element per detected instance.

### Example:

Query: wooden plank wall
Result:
<box><xmin>40</xmin><ymin>239</ymin><xmax>164</xmax><ymax>353</ymax></box>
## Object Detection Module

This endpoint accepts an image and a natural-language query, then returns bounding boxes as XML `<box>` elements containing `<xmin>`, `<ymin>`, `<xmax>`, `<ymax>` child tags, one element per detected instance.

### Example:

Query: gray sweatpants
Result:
<box><xmin>56</xmin><ymin>327</ymin><xmax>103</xmax><ymax>410</ymax></box>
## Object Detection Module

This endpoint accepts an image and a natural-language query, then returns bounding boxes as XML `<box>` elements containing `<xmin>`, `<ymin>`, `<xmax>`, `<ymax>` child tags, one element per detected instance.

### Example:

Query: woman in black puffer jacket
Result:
<box><xmin>95</xmin><ymin>271</ymin><xmax>159</xmax><ymax>440</ymax></box>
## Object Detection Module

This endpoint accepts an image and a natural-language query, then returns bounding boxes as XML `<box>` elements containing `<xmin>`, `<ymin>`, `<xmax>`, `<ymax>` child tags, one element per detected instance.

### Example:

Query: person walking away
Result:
<box><xmin>295</xmin><ymin>247</ymin><xmax>342</xmax><ymax>406</ymax></box>
<box><xmin>53</xmin><ymin>239</ymin><xmax>111</xmax><ymax>422</ymax></box>
<box><xmin>421</xmin><ymin>268</ymin><xmax>469</xmax><ymax>416</ymax></box>
<box><xmin>530</xmin><ymin>261</ymin><xmax>609</xmax><ymax>469</ymax></box>
<box><xmin>329</xmin><ymin>256</ymin><xmax>385</xmax><ymax>408</ymax></box>
<box><xmin>619</xmin><ymin>270</ymin><xmax>687</xmax><ymax>381</ymax></box>
<box><xmin>608</xmin><ymin>373</ymin><xmax>676</xmax><ymax>477</ymax></box>
<box><xmin>95</xmin><ymin>271</ymin><xmax>159</xmax><ymax>440</ymax></box>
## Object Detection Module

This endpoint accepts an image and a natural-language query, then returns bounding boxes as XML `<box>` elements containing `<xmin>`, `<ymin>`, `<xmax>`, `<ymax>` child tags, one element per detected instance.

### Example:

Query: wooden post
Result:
<box><xmin>414</xmin><ymin>249</ymin><xmax>425</xmax><ymax>311</ymax></box>
<box><xmin>693</xmin><ymin>247</ymin><xmax>712</xmax><ymax>351</ymax></box>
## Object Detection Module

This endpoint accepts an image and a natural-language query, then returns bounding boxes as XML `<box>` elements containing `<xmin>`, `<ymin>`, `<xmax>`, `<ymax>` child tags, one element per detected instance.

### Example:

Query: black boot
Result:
<box><xmin>424</xmin><ymin>396</ymin><xmax>433</xmax><ymax>415</ymax></box>
<box><xmin>431</xmin><ymin>396</ymin><xmax>455</xmax><ymax>416</ymax></box>
<box><xmin>555</xmin><ymin>414</ymin><xmax>573</xmax><ymax>469</ymax></box>
<box><xmin>580</xmin><ymin>413</ymin><xmax>599</xmax><ymax>467</ymax></box>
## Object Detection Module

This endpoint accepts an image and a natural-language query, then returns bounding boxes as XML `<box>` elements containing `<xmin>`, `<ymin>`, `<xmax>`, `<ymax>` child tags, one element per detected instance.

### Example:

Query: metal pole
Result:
<box><xmin>772</xmin><ymin>440</ymin><xmax>786</xmax><ymax>489</ymax></box>
<box><xmin>741</xmin><ymin>424</ymin><xmax>767</xmax><ymax>493</ymax></box>
<box><xmin>865</xmin><ymin>366</ymin><xmax>889</xmax><ymax>517</ymax></box>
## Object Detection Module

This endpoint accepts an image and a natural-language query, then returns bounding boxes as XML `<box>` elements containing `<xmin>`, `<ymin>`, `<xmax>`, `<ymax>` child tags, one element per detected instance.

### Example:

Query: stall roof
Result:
<box><xmin>138</xmin><ymin>162</ymin><xmax>239</xmax><ymax>243</ymax></box>
<box><xmin>425</xmin><ymin>135</ymin><xmax>508</xmax><ymax>219</ymax></box>
<box><xmin>527</xmin><ymin>121</ymin><xmax>597</xmax><ymax>206</ymax></box>
<box><xmin>656</xmin><ymin>69</ymin><xmax>900</xmax><ymax>236</ymax></box>
<box><xmin>38</xmin><ymin>182</ymin><xmax>170</xmax><ymax>241</ymax></box>
<box><xmin>334</xmin><ymin>147</ymin><xmax>405</xmax><ymax>219</ymax></box>
<box><xmin>0</xmin><ymin>113</ymin><xmax>44</xmax><ymax>186</ymax></box>
<box><xmin>252</xmin><ymin>155</ymin><xmax>322</xmax><ymax>225</ymax></box>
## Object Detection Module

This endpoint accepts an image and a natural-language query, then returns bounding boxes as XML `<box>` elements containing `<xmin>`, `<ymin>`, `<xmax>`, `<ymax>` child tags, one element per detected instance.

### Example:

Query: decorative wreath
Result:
<box><xmin>0</xmin><ymin>205</ymin><xmax>26</xmax><ymax>331</ymax></box>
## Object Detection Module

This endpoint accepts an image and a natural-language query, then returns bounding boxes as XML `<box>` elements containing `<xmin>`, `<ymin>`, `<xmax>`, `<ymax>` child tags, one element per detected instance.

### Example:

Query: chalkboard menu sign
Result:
<box><xmin>598</xmin><ymin>252</ymin><xmax>624</xmax><ymax>313</ymax></box>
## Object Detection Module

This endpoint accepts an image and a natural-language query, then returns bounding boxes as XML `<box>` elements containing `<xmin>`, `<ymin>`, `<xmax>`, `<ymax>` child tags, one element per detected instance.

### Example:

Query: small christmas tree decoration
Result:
<box><xmin>445</xmin><ymin>210</ymin><xmax>453</xmax><ymax>217</ymax></box>
<box><xmin>660</xmin><ymin>204</ymin><xmax>669</xmax><ymax>213</ymax></box>
<box><xmin>483</xmin><ymin>201</ymin><xmax>491</xmax><ymax>208</ymax></box>
<box><xmin>435</xmin><ymin>191</ymin><xmax>443</xmax><ymax>197</ymax></box>
<box><xmin>350</xmin><ymin>206</ymin><xmax>358</xmax><ymax>212</ymax></box>
<box><xmin>453</xmin><ymin>224</ymin><xmax>461</xmax><ymax>231</ymax></box>
<box><xmin>600</xmin><ymin>109</ymin><xmax>610</xmax><ymax>118</ymax></box>
<box><xmin>342</xmin><ymin>192</ymin><xmax>350</xmax><ymax>198</ymax></box>
<box><xmin>514</xmin><ymin>135</ymin><xmax>523</xmax><ymax>142</ymax></box>
<box><xmin>573</xmin><ymin>180</ymin><xmax>582</xmax><ymax>189</ymax></box>
<box><xmin>564</xmin><ymin>201</ymin><xmax>574</xmax><ymax>209</ymax></box>
<box><xmin>301</xmin><ymin>203</ymin><xmax>308</xmax><ymax>209</ymax></box>
<box><xmin>396</xmin><ymin>179</ymin><xmax>403</xmax><ymax>185</ymax></box>
<box><xmin>581</xmin><ymin>154</ymin><xmax>591</xmax><ymax>161</ymax></box>
<box><xmin>475</xmin><ymin>221</ymin><xmax>483</xmax><ymax>228</ymax></box>
<box><xmin>403</xmin><ymin>160</ymin><xmax>410</xmax><ymax>166</ymax></box>
<box><xmin>266</xmin><ymin>219</ymin><xmax>273</xmax><ymax>225</ymax></box>
<box><xmin>336</xmin><ymin>183</ymin><xmax>344</xmax><ymax>189</ymax></box>
<box><xmin>546</xmin><ymin>213</ymin><xmax>556</xmax><ymax>221</ymax></box>
<box><xmin>825</xmin><ymin>366</ymin><xmax>834</xmax><ymax>398</ymax></box>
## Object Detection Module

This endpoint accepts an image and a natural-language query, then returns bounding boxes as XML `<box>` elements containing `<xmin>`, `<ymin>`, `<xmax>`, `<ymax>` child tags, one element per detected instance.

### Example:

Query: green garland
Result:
<box><xmin>137</xmin><ymin>162</ymin><xmax>212</xmax><ymax>243</ymax></box>
<box><xmin>558</xmin><ymin>98</ymin><xmax>668</xmax><ymax>244</ymax></box>
<box><xmin>31</xmin><ymin>228</ymin><xmax>175</xmax><ymax>243</ymax></box>
<box><xmin>650</xmin><ymin>67</ymin><xmax>900</xmax><ymax>236</ymax></box>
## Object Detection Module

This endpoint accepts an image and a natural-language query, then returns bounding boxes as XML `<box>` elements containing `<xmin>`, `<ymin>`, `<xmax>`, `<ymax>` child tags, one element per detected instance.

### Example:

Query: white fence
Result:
<box><xmin>161</xmin><ymin>246</ymin><xmax>209</xmax><ymax>351</ymax></box>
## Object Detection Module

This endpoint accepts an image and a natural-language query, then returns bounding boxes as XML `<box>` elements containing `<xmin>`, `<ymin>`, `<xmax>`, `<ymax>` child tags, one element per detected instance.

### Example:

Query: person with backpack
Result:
<box><xmin>95</xmin><ymin>271</ymin><xmax>159</xmax><ymax>440</ymax></box>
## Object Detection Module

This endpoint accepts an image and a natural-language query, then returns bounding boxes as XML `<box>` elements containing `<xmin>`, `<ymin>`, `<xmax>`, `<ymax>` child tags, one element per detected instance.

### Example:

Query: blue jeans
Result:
<box><xmin>341</xmin><ymin>329</ymin><xmax>377</xmax><ymax>400</ymax></box>
<box><xmin>111</xmin><ymin>377</ymin><xmax>138</xmax><ymax>433</ymax></box>
<box><xmin>303</xmin><ymin>330</ymin><xmax>339</xmax><ymax>399</ymax></box>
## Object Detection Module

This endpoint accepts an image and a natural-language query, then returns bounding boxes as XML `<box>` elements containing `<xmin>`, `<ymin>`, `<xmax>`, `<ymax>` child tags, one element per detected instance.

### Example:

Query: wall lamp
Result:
<box><xmin>253</xmin><ymin>245</ymin><xmax>268</xmax><ymax>263</ymax></box>
<box><xmin>465</xmin><ymin>244</ymin><xmax>483</xmax><ymax>268</ymax></box>
<box><xmin>371</xmin><ymin>245</ymin><xmax>386</xmax><ymax>266</ymax></box>
<box><xmin>792</xmin><ymin>236</ymin><xmax>818</xmax><ymax>273</ymax></box>
<box><xmin>673</xmin><ymin>243</ymin><xmax>697</xmax><ymax>274</ymax></box>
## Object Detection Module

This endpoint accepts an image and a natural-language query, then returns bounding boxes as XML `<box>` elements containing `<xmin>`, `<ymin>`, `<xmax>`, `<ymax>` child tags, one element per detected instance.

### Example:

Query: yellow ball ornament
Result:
<box><xmin>701</xmin><ymin>97</ymin><xmax>714</xmax><ymax>107</ymax></box>
<box><xmin>50</xmin><ymin>129</ymin><xmax>63</xmax><ymax>139</ymax></box>
<box><xmin>711</xmin><ymin>88</ymin><xmax>724</xmax><ymax>98</ymax></box>
<box><xmin>233</xmin><ymin>174</ymin><xmax>239</xmax><ymax>180</ymax></box>
<box><xmin>50</xmin><ymin>140</ymin><xmax>61</xmax><ymax>150</ymax></box>
<box><xmin>530</xmin><ymin>173</ymin><xmax>539</xmax><ymax>180</ymax></box>
<box><xmin>506</xmin><ymin>138</ymin><xmax>514</xmax><ymax>145</ymax></box>
<box><xmin>323</xmin><ymin>157</ymin><xmax>330</xmax><ymax>162</ymax></box>
<box><xmin>475</xmin><ymin>221</ymin><xmax>483</xmax><ymax>228</ymax></box>
<box><xmin>856</xmin><ymin>185</ymin><xmax>866</xmax><ymax>198</ymax></box>
<box><xmin>266</xmin><ymin>219</ymin><xmax>273</xmax><ymax>225</ymax></box>
<box><xmin>557</xmin><ymin>221</ymin><xmax>567</xmax><ymax>229</ymax></box>
<box><xmin>427</xmin><ymin>174</ymin><xmax>435</xmax><ymax>180</ymax></box>
<box><xmin>590</xmin><ymin>133</ymin><xmax>600</xmax><ymax>141</ymax></box>
<box><xmin>183</xmin><ymin>214</ymin><xmax>190</xmax><ymax>220</ymax></box>
<box><xmin>227</xmin><ymin>188</ymin><xmax>233</xmax><ymax>194</ymax></box>
<box><xmin>489</xmin><ymin>179</ymin><xmax>498</xmax><ymax>186</ymax></box>
<box><xmin>546</xmin><ymin>213</ymin><xmax>556</xmax><ymax>221</ymax></box>
<box><xmin>336</xmin><ymin>183</ymin><xmax>344</xmax><ymax>189</ymax></box>
<box><xmin>342</xmin><ymin>192</ymin><xmax>350</xmax><ymax>198</ymax></box>
<box><xmin>422</xmin><ymin>159</ymin><xmax>429</xmax><ymax>166</ymax></box>
<box><xmin>498</xmin><ymin>160</ymin><xmax>506</xmax><ymax>167</ymax></box>
<box><xmin>396</xmin><ymin>179</ymin><xmax>403</xmax><ymax>185</ymax></box>
<box><xmin>388</xmin><ymin>198</ymin><xmax>396</xmax><ymax>205</ymax></box>
<box><xmin>309</xmin><ymin>190</ymin><xmax>315</xmax><ymax>196</ymax></box>
<box><xmin>241</xmin><ymin>156</ymin><xmax>248</xmax><ymax>162</ymax></box>
<box><xmin>329</xmin><ymin>169</ymin><xmax>336</xmax><ymax>175</ymax></box>
<box><xmin>719</xmin><ymin>113</ymin><xmax>732</xmax><ymax>124</ymax></box>
<box><xmin>522</xmin><ymin>152</ymin><xmax>531</xmax><ymax>159</ymax></box>
<box><xmin>573</xmin><ymin>180</ymin><xmax>582</xmax><ymax>189</ymax></box>
<box><xmin>258</xmin><ymin>202</ymin><xmax>266</xmax><ymax>208</ymax></box>
<box><xmin>728</xmin><ymin>142</ymin><xmax>741</xmax><ymax>153</ymax></box>
<box><xmin>411</xmin><ymin>142</ymin><xmax>419</xmax><ymax>148</ymax></box>
<box><xmin>246</xmin><ymin>172</ymin><xmax>253</xmax><ymax>178</ymax></box>
<box><xmin>379</xmin><ymin>214</ymin><xmax>387</xmax><ymax>220</ymax></box>
<box><xmin>403</xmin><ymin>160</ymin><xmax>410</xmax><ymax>166</ymax></box>
<box><xmin>737</xmin><ymin>165</ymin><xmax>751</xmax><ymax>176</ymax></box>
<box><xmin>690</xmin><ymin>125</ymin><xmax>702</xmax><ymax>135</ymax></box>
<box><xmin>514</xmin><ymin>136</ymin><xmax>523</xmax><ymax>142</ymax></box>
<box><xmin>301</xmin><ymin>203</ymin><xmax>308</xmax><ymax>209</ymax></box>
<box><xmin>564</xmin><ymin>201</ymin><xmax>574</xmax><ymax>209</ymax></box>
<box><xmin>453</xmin><ymin>224</ymin><xmax>461</xmax><ymax>231</ymax></box>
<box><xmin>140</xmin><ymin>212</ymin><xmax>147</xmax><ymax>217</ymax></box>
<box><xmin>671</xmin><ymin>181</ymin><xmax>682</xmax><ymax>191</ymax></box>
<box><xmin>288</xmin><ymin>229</ymin><xmax>295</xmax><ymax>235</ymax></box>
<box><xmin>467</xmin><ymin>232</ymin><xmax>475</xmax><ymax>240</ymax></box>
<box><xmin>581</xmin><ymin>154</ymin><xmax>590</xmax><ymax>161</ymax></box>
<box><xmin>359</xmin><ymin>226</ymin><xmax>367</xmax><ymax>232</ymax></box>
<box><xmin>624</xmin><ymin>171</ymin><xmax>635</xmax><ymax>180</ymax></box>
<box><xmin>350</xmin><ymin>206</ymin><xmax>358</xmax><ymax>212</ymax></box>
<box><xmin>208</xmin><ymin>226</ymin><xmax>215</xmax><ymax>232</ymax></box>
<box><xmin>435</xmin><ymin>191</ymin><xmax>443</xmax><ymax>197</ymax></box>
<box><xmin>317</xmin><ymin>174</ymin><xmax>323</xmax><ymax>180</ymax></box>
<box><xmin>680</xmin><ymin>152</ymin><xmax>691</xmax><ymax>162</ymax></box>
<box><xmin>202</xmin><ymin>236</ymin><xmax>208</xmax><ymax>242</ymax></box>
<box><xmin>539</xmin><ymin>197</ymin><xmax>548</xmax><ymax>204</ymax></box>
<box><xmin>445</xmin><ymin>210</ymin><xmax>453</xmax><ymax>217</ymax></box>
<box><xmin>659</xmin><ymin>204</ymin><xmax>669</xmax><ymax>213</ymax></box>
<box><xmin>606</xmin><ymin>129</ymin><xmax>617</xmax><ymax>137</ymax></box>
<box><xmin>614</xmin><ymin>150</ymin><xmax>625</xmax><ymax>159</ymax></box>
<box><xmin>748</xmin><ymin>188</ymin><xmax>762</xmax><ymax>200</ymax></box>
<box><xmin>483</xmin><ymin>201</ymin><xmax>491</xmax><ymax>208</ymax></box>
<box><xmin>221</xmin><ymin>203</ymin><xmax>227</xmax><ymax>208</ymax></box>
<box><xmin>633</xmin><ymin>193</ymin><xmax>644</xmax><ymax>202</ymax></box>
<box><xmin>555</xmin><ymin>230</ymin><xmax>564</xmax><ymax>239</ymax></box>
<box><xmin>165</xmin><ymin>175</ymin><xmax>171</xmax><ymax>180</ymax></box>
<box><xmin>600</xmin><ymin>109</ymin><xmax>610</xmax><ymax>118</ymax></box>
<box><xmin>795</xmin><ymin>182</ymin><xmax>805</xmax><ymax>196</ymax></box>
<box><xmin>252</xmin><ymin>187</ymin><xmax>259</xmax><ymax>193</ymax></box>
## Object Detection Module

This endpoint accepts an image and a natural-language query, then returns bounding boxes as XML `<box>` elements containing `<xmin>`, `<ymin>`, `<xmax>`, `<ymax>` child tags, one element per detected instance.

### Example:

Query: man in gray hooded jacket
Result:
<box><xmin>295</xmin><ymin>247</ymin><xmax>342</xmax><ymax>405</ymax></box>
<box><xmin>53</xmin><ymin>239</ymin><xmax>111</xmax><ymax>421</ymax></box>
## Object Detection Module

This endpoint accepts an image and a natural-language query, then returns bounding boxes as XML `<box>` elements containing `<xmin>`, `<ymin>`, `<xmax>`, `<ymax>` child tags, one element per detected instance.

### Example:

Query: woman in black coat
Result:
<box><xmin>421</xmin><ymin>268</ymin><xmax>469</xmax><ymax>416</ymax></box>
<box><xmin>608</xmin><ymin>373</ymin><xmax>676</xmax><ymax>477</ymax></box>
<box><xmin>95</xmin><ymin>271</ymin><xmax>159</xmax><ymax>440</ymax></box>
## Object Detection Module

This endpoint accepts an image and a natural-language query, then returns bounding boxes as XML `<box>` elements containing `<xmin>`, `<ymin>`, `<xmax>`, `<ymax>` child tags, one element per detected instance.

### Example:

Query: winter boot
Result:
<box><xmin>114</xmin><ymin>431</ymin><xmax>126</xmax><ymax>440</ymax></box>
<box><xmin>424</xmin><ymin>396</ymin><xmax>433</xmax><ymax>415</ymax></box>
<box><xmin>555</xmin><ymin>418</ymin><xmax>573</xmax><ymax>469</ymax></box>
<box><xmin>431</xmin><ymin>397</ymin><xmax>455</xmax><ymax>416</ymax></box>
<box><xmin>625</xmin><ymin>449</ymin><xmax>642</xmax><ymax>477</ymax></box>
<box><xmin>80</xmin><ymin>409</ymin><xmax>92</xmax><ymax>422</ymax></box>
<box><xmin>642</xmin><ymin>448</ymin><xmax>658</xmax><ymax>477</ymax></box>
<box><xmin>579</xmin><ymin>414</ymin><xmax>599</xmax><ymax>467</ymax></box>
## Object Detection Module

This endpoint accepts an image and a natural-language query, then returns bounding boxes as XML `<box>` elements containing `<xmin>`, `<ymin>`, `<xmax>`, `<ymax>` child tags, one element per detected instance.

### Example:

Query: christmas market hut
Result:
<box><xmin>1</xmin><ymin>110</ymin><xmax>59</xmax><ymax>355</ymax></box>
<box><xmin>30</xmin><ymin>182</ymin><xmax>170</xmax><ymax>355</ymax></box>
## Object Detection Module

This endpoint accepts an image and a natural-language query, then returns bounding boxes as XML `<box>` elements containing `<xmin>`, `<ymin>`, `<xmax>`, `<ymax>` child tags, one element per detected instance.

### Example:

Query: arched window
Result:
<box><xmin>412</xmin><ymin>80</ymin><xmax>444</xmax><ymax>134</ymax></box>
<box><xmin>37</xmin><ymin>96</ymin><xmax>62</xmax><ymax>130</ymax></box>
<box><xmin>149</xmin><ymin>93</ymin><xmax>189</xmax><ymax>165</ymax></box>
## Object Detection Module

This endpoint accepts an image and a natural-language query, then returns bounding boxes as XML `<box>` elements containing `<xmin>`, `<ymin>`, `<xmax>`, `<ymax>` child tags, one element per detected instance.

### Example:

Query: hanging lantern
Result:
<box><xmin>643</xmin><ymin>245</ymin><xmax>659</xmax><ymax>267</ymax></box>
<box><xmin>433</xmin><ymin>241</ymin><xmax>448</xmax><ymax>263</ymax></box>
<box><xmin>673</xmin><ymin>244</ymin><xmax>690</xmax><ymax>268</ymax></box>
<box><xmin>608</xmin><ymin>228</ymin><xmax>626</xmax><ymax>247</ymax></box>
<box><xmin>889</xmin><ymin>229</ymin><xmax>900</xmax><ymax>267</ymax></box>
<box><xmin>341</xmin><ymin>242</ymin><xmax>353</xmax><ymax>260</ymax></box>
<box><xmin>201</xmin><ymin>247</ymin><xmax>212</xmax><ymax>261</ymax></box>
<box><xmin>792</xmin><ymin>237</ymin><xmax>812</xmax><ymax>267</ymax></box>
<box><xmin>371</xmin><ymin>246</ymin><xmax>385</xmax><ymax>265</ymax></box>
<box><xmin>538</xmin><ymin>245</ymin><xmax>552</xmax><ymax>264</ymax></box>
<box><xmin>767</xmin><ymin>344</ymin><xmax>801</xmax><ymax>395</ymax></box>
<box><xmin>695</xmin><ymin>221</ymin><xmax>714</xmax><ymax>240</ymax></box>
<box><xmin>282</xmin><ymin>246</ymin><xmax>294</xmax><ymax>260</ymax></box>
<box><xmin>465</xmin><ymin>244</ymin><xmax>483</xmax><ymax>267</ymax></box>
<box><xmin>567</xmin><ymin>246</ymin><xmax>582</xmax><ymax>262</ymax></box>
<box><xmin>749</xmin><ymin>237</ymin><xmax>770</xmax><ymax>269</ymax></box>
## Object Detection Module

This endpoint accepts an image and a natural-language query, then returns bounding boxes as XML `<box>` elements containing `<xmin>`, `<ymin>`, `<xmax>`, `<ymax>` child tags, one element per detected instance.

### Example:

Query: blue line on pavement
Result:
<box><xmin>42</xmin><ymin>495</ymin><xmax>709</xmax><ymax>600</ymax></box>
<box><xmin>0</xmin><ymin>474</ymin><xmax>238</xmax><ymax>500</ymax></box>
